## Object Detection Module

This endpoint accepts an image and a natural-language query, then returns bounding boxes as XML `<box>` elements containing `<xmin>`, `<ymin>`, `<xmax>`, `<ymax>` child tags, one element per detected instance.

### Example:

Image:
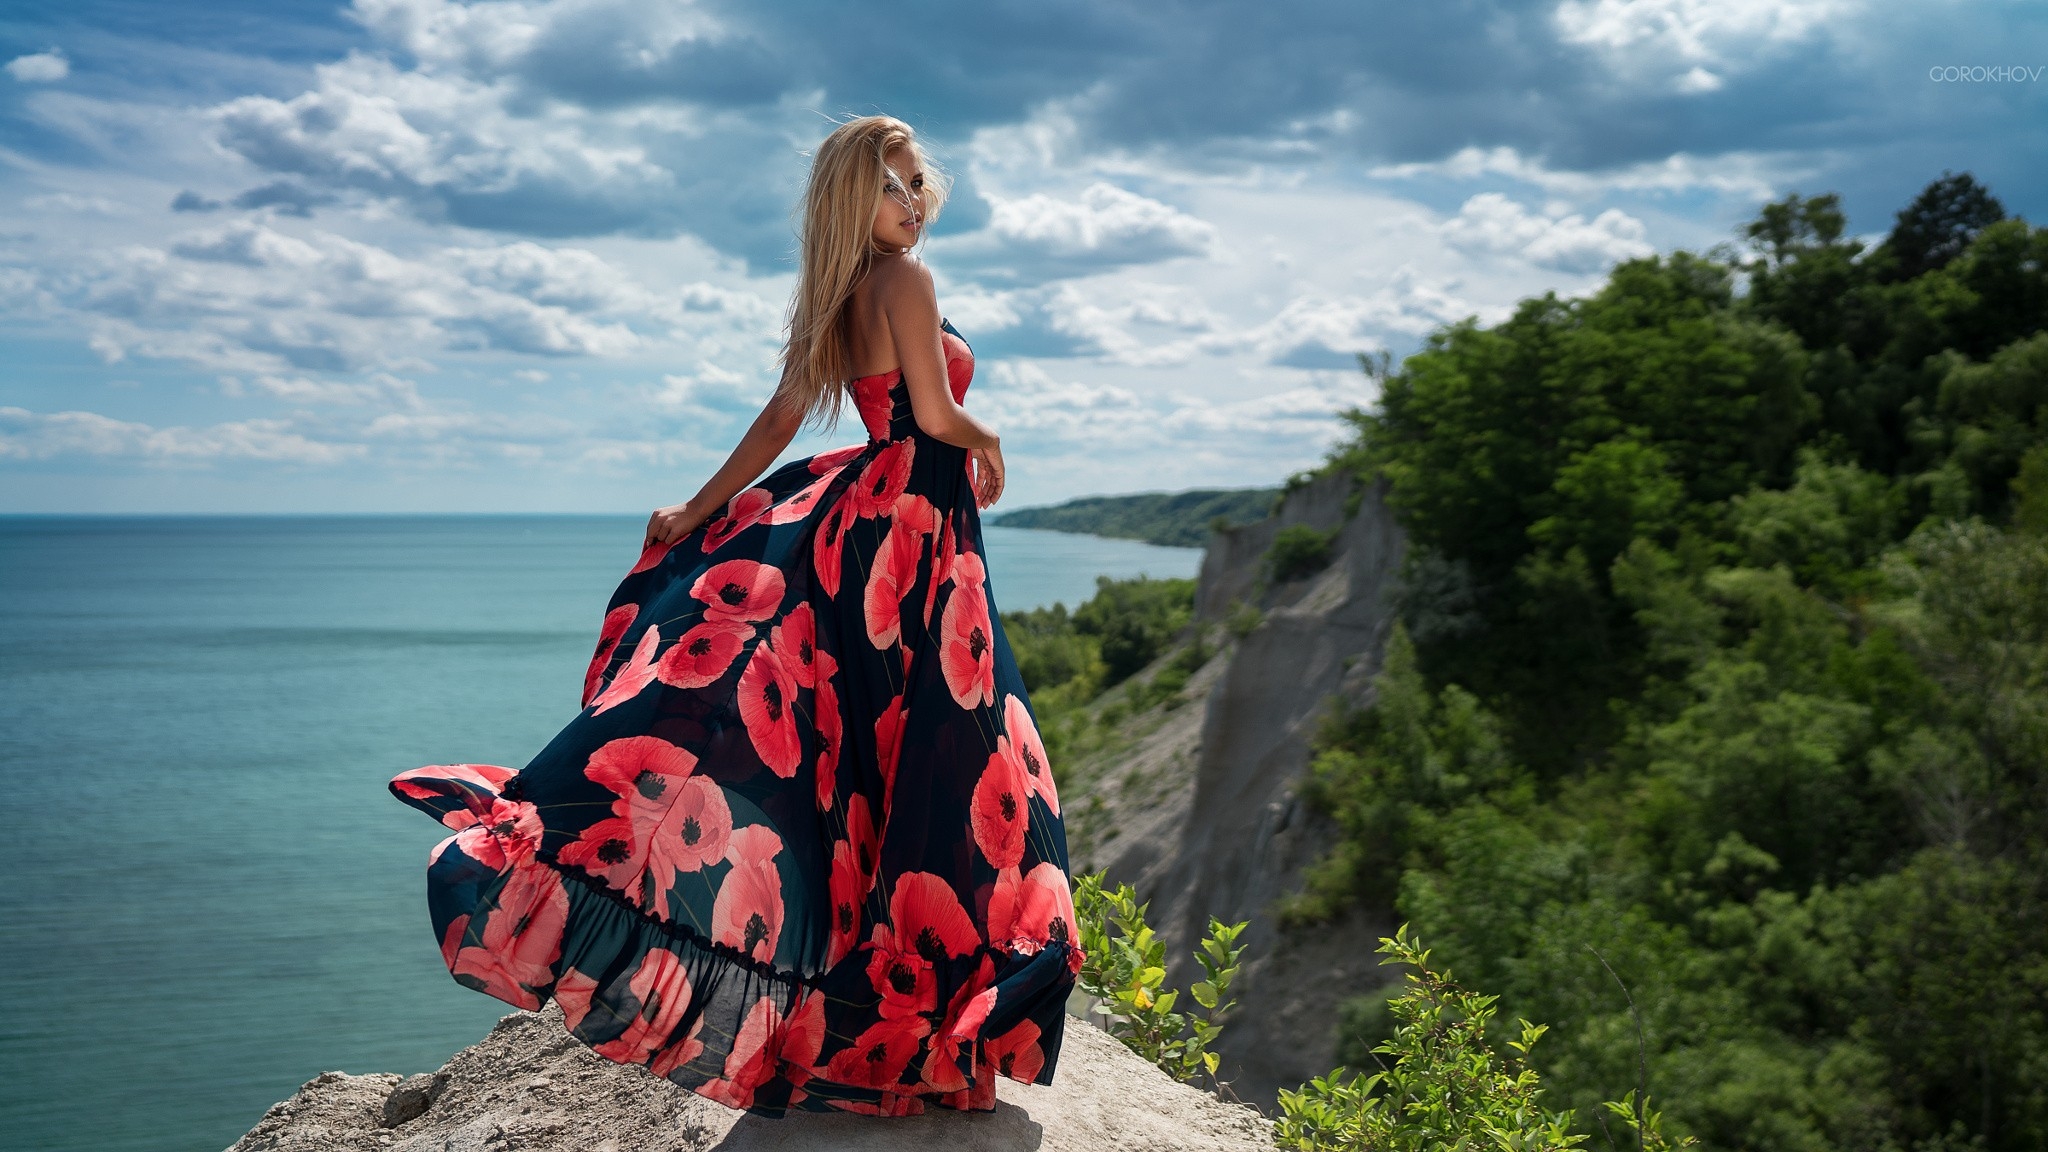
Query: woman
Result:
<box><xmin>388</xmin><ymin>114</ymin><xmax>1079</xmax><ymax>1118</ymax></box>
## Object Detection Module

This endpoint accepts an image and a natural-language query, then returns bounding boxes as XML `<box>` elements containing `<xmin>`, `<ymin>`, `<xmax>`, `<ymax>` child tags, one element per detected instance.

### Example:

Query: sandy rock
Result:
<box><xmin>380</xmin><ymin>1072</ymin><xmax>448</xmax><ymax>1128</ymax></box>
<box><xmin>226</xmin><ymin>1002</ymin><xmax>1272</xmax><ymax>1152</ymax></box>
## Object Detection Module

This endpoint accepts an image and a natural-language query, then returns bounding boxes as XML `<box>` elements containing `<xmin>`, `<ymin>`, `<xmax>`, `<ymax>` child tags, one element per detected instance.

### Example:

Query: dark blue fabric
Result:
<box><xmin>390</xmin><ymin>320</ymin><xmax>1078</xmax><ymax>1116</ymax></box>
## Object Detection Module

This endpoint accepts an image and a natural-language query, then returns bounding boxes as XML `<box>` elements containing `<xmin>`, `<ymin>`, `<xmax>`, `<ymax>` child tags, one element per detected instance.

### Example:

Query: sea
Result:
<box><xmin>0</xmin><ymin>514</ymin><xmax>1203</xmax><ymax>1152</ymax></box>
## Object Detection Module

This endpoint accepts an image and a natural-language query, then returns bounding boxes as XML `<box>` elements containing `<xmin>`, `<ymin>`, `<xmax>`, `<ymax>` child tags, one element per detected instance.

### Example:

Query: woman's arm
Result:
<box><xmin>879</xmin><ymin>261</ymin><xmax>999</xmax><ymax>452</ymax></box>
<box><xmin>644</xmin><ymin>380</ymin><xmax>804</xmax><ymax>548</ymax></box>
<box><xmin>877</xmin><ymin>259</ymin><xmax>1007</xmax><ymax>508</ymax></box>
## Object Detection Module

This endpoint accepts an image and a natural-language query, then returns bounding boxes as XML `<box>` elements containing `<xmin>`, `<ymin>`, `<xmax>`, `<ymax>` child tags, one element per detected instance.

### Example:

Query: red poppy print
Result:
<box><xmin>583</xmin><ymin>603</ymin><xmax>639</xmax><ymax>705</ymax></box>
<box><xmin>812</xmin><ymin>496</ymin><xmax>855</xmax><ymax>600</ymax></box>
<box><xmin>943</xmin><ymin>329</ymin><xmax>973</xmax><ymax>401</ymax></box>
<box><xmin>987</xmin><ymin>862</ymin><xmax>1077</xmax><ymax>957</ymax></box>
<box><xmin>392</xmin><ymin>762</ymin><xmax>517</xmax><ymax>828</ymax></box>
<box><xmin>768</xmin><ymin>603</ymin><xmax>822</xmax><ymax>688</ymax></box>
<box><xmin>447</xmin><ymin>864</ymin><xmax>568</xmax><ymax>1011</ymax></box>
<box><xmin>827</xmin><ymin>840</ymin><xmax>865</xmax><ymax>967</ymax></box>
<box><xmin>866</xmin><ymin>944</ymin><xmax>937</xmax><ymax>1019</ymax></box>
<box><xmin>701</xmin><ymin>487</ymin><xmax>773</xmax><ymax>552</ymax></box>
<box><xmin>850</xmin><ymin>438</ymin><xmax>914</xmax><ymax>519</ymax></box>
<box><xmin>863</xmin><ymin>514</ymin><xmax>926</xmax><ymax>650</ymax></box>
<box><xmin>1002</xmin><ymin>693</ymin><xmax>1058</xmax><ymax>816</ymax></box>
<box><xmin>448</xmin><ymin>796</ymin><xmax>543</xmax><ymax>870</ymax></box>
<box><xmin>649</xmin><ymin>1014</ymin><xmax>708</xmax><ymax>1079</ymax></box>
<box><xmin>630</xmin><ymin>539</ymin><xmax>676</xmax><ymax>575</ymax></box>
<box><xmin>985</xmin><ymin>1019</ymin><xmax>1044</xmax><ymax>1082</ymax></box>
<box><xmin>588</xmin><ymin>623</ymin><xmax>662</xmax><ymax>715</ymax></box>
<box><xmin>923</xmin><ymin>514</ymin><xmax>955</xmax><ymax>628</ymax></box>
<box><xmin>591</xmin><ymin>946</ymin><xmax>694</xmax><ymax>1065</ymax></box>
<box><xmin>767</xmin><ymin>469</ymin><xmax>837</xmax><ymax>525</ymax></box>
<box><xmin>892</xmin><ymin>491</ymin><xmax>938</xmax><ymax>542</ymax></box>
<box><xmin>700</xmin><ymin>991</ymin><xmax>828</xmax><ymax>1109</ymax></box>
<box><xmin>712</xmin><ymin>825</ymin><xmax>785</xmax><ymax>963</ymax></box>
<box><xmin>813</xmin><ymin>679</ymin><xmax>842</xmax><ymax>811</ymax></box>
<box><xmin>824</xmin><ymin>1015</ymin><xmax>932</xmax><ymax>1089</ymax></box>
<box><xmin>874</xmin><ymin>695</ymin><xmax>906</xmax><ymax>796</ymax></box>
<box><xmin>691</xmin><ymin>558</ymin><xmax>784</xmax><ymax>623</ymax></box>
<box><xmin>738</xmin><ymin>640</ymin><xmax>801</xmax><ymax>777</ymax></box>
<box><xmin>851</xmin><ymin>372</ymin><xmax>894</xmax><ymax>437</ymax></box>
<box><xmin>556</xmin><ymin>736</ymin><xmax>729</xmax><ymax>909</ymax></box>
<box><xmin>970</xmin><ymin>744</ymin><xmax>1029</xmax><ymax>868</ymax></box>
<box><xmin>845</xmin><ymin>792</ymin><xmax>879</xmax><ymax>883</ymax></box>
<box><xmin>779</xmin><ymin>990</ymin><xmax>827</xmax><ymax>1084</ymax></box>
<box><xmin>809</xmin><ymin>442</ymin><xmax>866</xmax><ymax>474</ymax></box>
<box><xmin>940</xmin><ymin>579</ymin><xmax>994</xmax><ymax>710</ymax></box>
<box><xmin>553</xmin><ymin>966</ymin><xmax>601</xmax><ymax>1034</ymax></box>
<box><xmin>952</xmin><ymin>547</ymin><xmax>987</xmax><ymax>589</ymax></box>
<box><xmin>828</xmin><ymin>1091</ymin><xmax>928</xmax><ymax>1117</ymax></box>
<box><xmin>920</xmin><ymin>955</ymin><xmax>995</xmax><ymax>1093</ymax></box>
<box><xmin>654</xmin><ymin>618</ymin><xmax>750</xmax><ymax>689</ymax></box>
<box><xmin>663</xmin><ymin>775</ymin><xmax>736</xmax><ymax>872</ymax></box>
<box><xmin>865</xmin><ymin>873</ymin><xmax>980</xmax><ymax>1019</ymax></box>
<box><xmin>957</xmin><ymin>1057</ymin><xmax>998</xmax><ymax>1111</ymax></box>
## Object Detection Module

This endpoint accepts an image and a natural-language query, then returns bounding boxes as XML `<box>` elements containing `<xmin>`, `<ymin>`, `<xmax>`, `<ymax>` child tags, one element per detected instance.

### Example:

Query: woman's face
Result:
<box><xmin>871</xmin><ymin>146</ymin><xmax>925</xmax><ymax>253</ymax></box>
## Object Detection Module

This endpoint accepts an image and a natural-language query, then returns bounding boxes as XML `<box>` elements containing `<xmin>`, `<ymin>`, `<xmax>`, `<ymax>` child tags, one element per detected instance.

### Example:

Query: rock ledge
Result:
<box><xmin>228</xmin><ymin>1003</ymin><xmax>1273</xmax><ymax>1152</ymax></box>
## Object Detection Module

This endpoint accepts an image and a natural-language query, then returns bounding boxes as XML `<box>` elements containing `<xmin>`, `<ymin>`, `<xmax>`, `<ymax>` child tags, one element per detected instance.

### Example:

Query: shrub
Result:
<box><xmin>1267</xmin><ymin>524</ymin><xmax>1341</xmax><ymax>583</ymax></box>
<box><xmin>1072</xmin><ymin>574</ymin><xmax>1197</xmax><ymax>684</ymax></box>
<box><xmin>1276</xmin><ymin>925</ymin><xmax>1693</xmax><ymax>1152</ymax></box>
<box><xmin>1072</xmin><ymin>870</ymin><xmax>1247</xmax><ymax>1093</ymax></box>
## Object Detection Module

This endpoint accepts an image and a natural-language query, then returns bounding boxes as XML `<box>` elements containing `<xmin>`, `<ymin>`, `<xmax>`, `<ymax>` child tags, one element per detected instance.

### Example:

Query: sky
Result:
<box><xmin>0</xmin><ymin>0</ymin><xmax>2042</xmax><ymax>513</ymax></box>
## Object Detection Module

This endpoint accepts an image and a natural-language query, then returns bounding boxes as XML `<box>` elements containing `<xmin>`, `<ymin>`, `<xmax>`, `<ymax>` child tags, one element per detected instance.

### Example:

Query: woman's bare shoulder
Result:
<box><xmin>867</xmin><ymin>253</ymin><xmax>936</xmax><ymax>301</ymax></box>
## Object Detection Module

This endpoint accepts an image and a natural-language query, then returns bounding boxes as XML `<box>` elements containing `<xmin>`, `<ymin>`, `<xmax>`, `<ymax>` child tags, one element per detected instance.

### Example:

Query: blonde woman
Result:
<box><xmin>389</xmin><ymin>115</ymin><xmax>1078</xmax><ymax>1118</ymax></box>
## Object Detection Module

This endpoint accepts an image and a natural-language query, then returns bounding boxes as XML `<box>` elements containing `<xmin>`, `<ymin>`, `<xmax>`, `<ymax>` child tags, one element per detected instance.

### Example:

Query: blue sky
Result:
<box><xmin>1</xmin><ymin>0</ymin><xmax>2042</xmax><ymax>513</ymax></box>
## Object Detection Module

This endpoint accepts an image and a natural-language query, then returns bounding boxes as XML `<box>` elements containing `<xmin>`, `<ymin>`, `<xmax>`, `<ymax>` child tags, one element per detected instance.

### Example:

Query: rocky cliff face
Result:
<box><xmin>1070</xmin><ymin>470</ymin><xmax>1409</xmax><ymax>1105</ymax></box>
<box><xmin>228</xmin><ymin>1001</ymin><xmax>1272</xmax><ymax>1152</ymax></box>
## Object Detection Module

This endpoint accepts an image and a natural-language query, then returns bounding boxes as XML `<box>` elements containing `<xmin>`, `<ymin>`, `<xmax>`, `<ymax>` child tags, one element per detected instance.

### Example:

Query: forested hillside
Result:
<box><xmin>1279</xmin><ymin>173</ymin><xmax>2048</xmax><ymax>1150</ymax></box>
<box><xmin>991</xmin><ymin>487</ymin><xmax>1280</xmax><ymax>547</ymax></box>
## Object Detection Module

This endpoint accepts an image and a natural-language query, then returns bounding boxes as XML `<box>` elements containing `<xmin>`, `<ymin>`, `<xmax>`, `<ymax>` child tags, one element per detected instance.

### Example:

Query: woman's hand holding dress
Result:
<box><xmin>644</xmin><ymin>500</ymin><xmax>710</xmax><ymax>548</ymax></box>
<box><xmin>969</xmin><ymin>440</ymin><xmax>1005</xmax><ymax>508</ymax></box>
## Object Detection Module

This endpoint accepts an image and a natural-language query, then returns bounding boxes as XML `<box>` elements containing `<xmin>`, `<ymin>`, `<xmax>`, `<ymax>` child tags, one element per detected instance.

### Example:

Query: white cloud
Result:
<box><xmin>203</xmin><ymin>39</ymin><xmax>807</xmax><ymax>257</ymax></box>
<box><xmin>650</xmin><ymin>362</ymin><xmax>763</xmax><ymax>419</ymax></box>
<box><xmin>1368</xmin><ymin>144</ymin><xmax>1825</xmax><ymax>202</ymax></box>
<box><xmin>220</xmin><ymin>372</ymin><xmax>425</xmax><ymax>407</ymax></box>
<box><xmin>39</xmin><ymin>221</ymin><xmax>710</xmax><ymax>373</ymax></box>
<box><xmin>0</xmin><ymin>406</ymin><xmax>365</xmax><ymax>464</ymax></box>
<box><xmin>6</xmin><ymin>51</ymin><xmax>69</xmax><ymax>84</ymax></box>
<box><xmin>971</xmin><ymin>361</ymin><xmax>1145</xmax><ymax>441</ymax></box>
<box><xmin>1554</xmin><ymin>0</ymin><xmax>1861</xmax><ymax>91</ymax></box>
<box><xmin>1440</xmin><ymin>192</ymin><xmax>1654</xmax><ymax>273</ymax></box>
<box><xmin>23</xmin><ymin>192</ymin><xmax>124</xmax><ymax>215</ymax></box>
<box><xmin>360</xmin><ymin>408</ymin><xmax>576</xmax><ymax>443</ymax></box>
<box><xmin>929</xmin><ymin>179</ymin><xmax>1219</xmax><ymax>285</ymax></box>
<box><xmin>987</xmin><ymin>182</ymin><xmax>1216</xmax><ymax>265</ymax></box>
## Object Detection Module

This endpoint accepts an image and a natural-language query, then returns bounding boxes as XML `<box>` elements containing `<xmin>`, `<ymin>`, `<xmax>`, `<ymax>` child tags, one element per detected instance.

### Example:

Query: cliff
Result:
<box><xmin>228</xmin><ymin>1001</ymin><xmax>1271</xmax><ymax>1151</ymax></box>
<box><xmin>1063</xmin><ymin>469</ymin><xmax>1409</xmax><ymax>1105</ymax></box>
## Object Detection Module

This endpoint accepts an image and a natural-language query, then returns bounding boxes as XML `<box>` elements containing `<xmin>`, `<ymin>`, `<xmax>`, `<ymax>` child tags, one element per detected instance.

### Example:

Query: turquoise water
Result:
<box><xmin>0</xmin><ymin>515</ymin><xmax>1202</xmax><ymax>1152</ymax></box>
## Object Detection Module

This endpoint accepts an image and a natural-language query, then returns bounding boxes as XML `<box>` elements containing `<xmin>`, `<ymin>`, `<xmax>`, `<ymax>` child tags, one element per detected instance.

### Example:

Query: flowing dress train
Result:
<box><xmin>389</xmin><ymin>318</ymin><xmax>1080</xmax><ymax>1117</ymax></box>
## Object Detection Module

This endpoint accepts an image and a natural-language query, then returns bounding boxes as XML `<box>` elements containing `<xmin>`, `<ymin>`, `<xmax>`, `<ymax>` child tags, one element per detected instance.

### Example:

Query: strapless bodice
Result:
<box><xmin>850</xmin><ymin>317</ymin><xmax>973</xmax><ymax>443</ymax></box>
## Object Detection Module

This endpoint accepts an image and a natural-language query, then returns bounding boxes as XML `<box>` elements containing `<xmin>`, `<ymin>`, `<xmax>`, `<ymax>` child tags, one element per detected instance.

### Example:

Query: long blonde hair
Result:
<box><xmin>772</xmin><ymin>115</ymin><xmax>953</xmax><ymax>433</ymax></box>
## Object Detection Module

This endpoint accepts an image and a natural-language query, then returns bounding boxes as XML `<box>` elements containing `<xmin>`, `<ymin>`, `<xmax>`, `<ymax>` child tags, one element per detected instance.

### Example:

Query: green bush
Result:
<box><xmin>1277</xmin><ymin>925</ymin><xmax>1693</xmax><ymax>1152</ymax></box>
<box><xmin>1267</xmin><ymin>524</ymin><xmax>1340</xmax><ymax>584</ymax></box>
<box><xmin>1072</xmin><ymin>870</ymin><xmax>1247</xmax><ymax>1091</ymax></box>
<box><xmin>1071</xmin><ymin>574</ymin><xmax>1196</xmax><ymax>685</ymax></box>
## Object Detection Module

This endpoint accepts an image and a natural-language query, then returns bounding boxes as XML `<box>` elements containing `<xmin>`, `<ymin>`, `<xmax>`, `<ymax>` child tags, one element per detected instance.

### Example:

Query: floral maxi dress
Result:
<box><xmin>389</xmin><ymin>318</ymin><xmax>1079</xmax><ymax>1117</ymax></box>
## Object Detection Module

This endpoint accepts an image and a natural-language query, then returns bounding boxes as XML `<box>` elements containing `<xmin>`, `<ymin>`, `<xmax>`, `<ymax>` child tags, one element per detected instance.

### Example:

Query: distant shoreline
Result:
<box><xmin>989</xmin><ymin>487</ymin><xmax>1280</xmax><ymax>549</ymax></box>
